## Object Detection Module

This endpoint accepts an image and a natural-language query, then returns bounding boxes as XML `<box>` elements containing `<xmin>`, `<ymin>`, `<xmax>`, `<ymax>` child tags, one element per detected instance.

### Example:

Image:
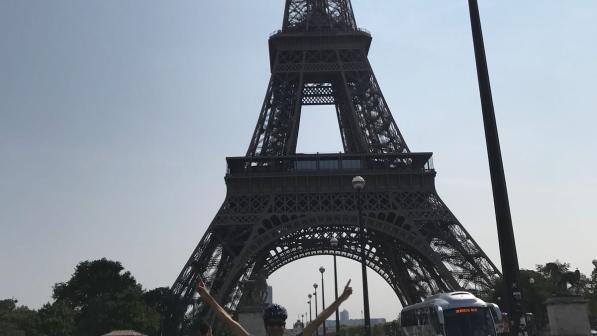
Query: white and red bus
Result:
<box><xmin>399</xmin><ymin>291</ymin><xmax>502</xmax><ymax>336</ymax></box>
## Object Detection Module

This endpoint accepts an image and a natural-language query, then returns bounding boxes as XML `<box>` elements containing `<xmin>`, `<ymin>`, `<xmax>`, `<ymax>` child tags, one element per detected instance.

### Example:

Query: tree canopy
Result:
<box><xmin>3</xmin><ymin>258</ymin><xmax>597</xmax><ymax>335</ymax></box>
<box><xmin>483</xmin><ymin>260</ymin><xmax>597</xmax><ymax>330</ymax></box>
<box><xmin>53</xmin><ymin>259</ymin><xmax>138</xmax><ymax>305</ymax></box>
<box><xmin>1</xmin><ymin>258</ymin><xmax>170</xmax><ymax>336</ymax></box>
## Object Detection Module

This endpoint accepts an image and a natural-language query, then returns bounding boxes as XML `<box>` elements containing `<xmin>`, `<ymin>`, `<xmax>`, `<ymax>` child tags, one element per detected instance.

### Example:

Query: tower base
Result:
<box><xmin>546</xmin><ymin>296</ymin><xmax>590</xmax><ymax>336</ymax></box>
<box><xmin>237</xmin><ymin>305</ymin><xmax>267</xmax><ymax>336</ymax></box>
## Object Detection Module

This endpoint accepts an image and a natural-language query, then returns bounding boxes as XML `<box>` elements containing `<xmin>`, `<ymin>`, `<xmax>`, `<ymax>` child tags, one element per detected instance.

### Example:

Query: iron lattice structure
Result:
<box><xmin>163</xmin><ymin>0</ymin><xmax>500</xmax><ymax>334</ymax></box>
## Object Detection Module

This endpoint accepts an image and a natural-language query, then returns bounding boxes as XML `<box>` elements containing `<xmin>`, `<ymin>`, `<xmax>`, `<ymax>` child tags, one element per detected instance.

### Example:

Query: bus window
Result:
<box><xmin>443</xmin><ymin>307</ymin><xmax>496</xmax><ymax>336</ymax></box>
<box><xmin>487</xmin><ymin>303</ymin><xmax>502</xmax><ymax>323</ymax></box>
<box><xmin>430</xmin><ymin>307</ymin><xmax>443</xmax><ymax>333</ymax></box>
<box><xmin>436</xmin><ymin>306</ymin><xmax>445</xmax><ymax>325</ymax></box>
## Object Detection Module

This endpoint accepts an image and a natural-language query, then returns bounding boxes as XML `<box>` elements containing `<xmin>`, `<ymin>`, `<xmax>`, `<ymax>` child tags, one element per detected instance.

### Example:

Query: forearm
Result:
<box><xmin>199</xmin><ymin>290</ymin><xmax>249</xmax><ymax>336</ymax></box>
<box><xmin>303</xmin><ymin>297</ymin><xmax>345</xmax><ymax>336</ymax></box>
<box><xmin>200</xmin><ymin>291</ymin><xmax>231</xmax><ymax>321</ymax></box>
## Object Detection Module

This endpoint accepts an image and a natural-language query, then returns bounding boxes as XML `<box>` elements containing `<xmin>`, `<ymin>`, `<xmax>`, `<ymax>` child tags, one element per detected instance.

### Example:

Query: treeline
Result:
<box><xmin>0</xmin><ymin>258</ymin><xmax>176</xmax><ymax>336</ymax></box>
<box><xmin>482</xmin><ymin>260</ymin><xmax>597</xmax><ymax>330</ymax></box>
<box><xmin>3</xmin><ymin>259</ymin><xmax>597</xmax><ymax>336</ymax></box>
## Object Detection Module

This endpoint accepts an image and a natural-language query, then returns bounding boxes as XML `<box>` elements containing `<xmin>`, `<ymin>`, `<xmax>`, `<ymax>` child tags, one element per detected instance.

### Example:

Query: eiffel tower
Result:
<box><xmin>165</xmin><ymin>0</ymin><xmax>500</xmax><ymax>333</ymax></box>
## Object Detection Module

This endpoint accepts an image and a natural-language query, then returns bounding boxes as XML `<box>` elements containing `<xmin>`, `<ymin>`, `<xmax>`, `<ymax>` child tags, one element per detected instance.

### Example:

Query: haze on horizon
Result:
<box><xmin>1</xmin><ymin>0</ymin><xmax>596</xmax><ymax>325</ymax></box>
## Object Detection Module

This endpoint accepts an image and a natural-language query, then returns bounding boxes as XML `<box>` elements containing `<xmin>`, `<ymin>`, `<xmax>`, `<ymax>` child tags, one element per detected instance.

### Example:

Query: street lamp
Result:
<box><xmin>313</xmin><ymin>283</ymin><xmax>319</xmax><ymax>336</ymax></box>
<box><xmin>352</xmin><ymin>175</ymin><xmax>371</xmax><ymax>336</ymax></box>
<box><xmin>330</xmin><ymin>237</ymin><xmax>340</xmax><ymax>334</ymax></box>
<box><xmin>308</xmin><ymin>294</ymin><xmax>312</xmax><ymax>322</ymax></box>
<box><xmin>319</xmin><ymin>266</ymin><xmax>327</xmax><ymax>336</ymax></box>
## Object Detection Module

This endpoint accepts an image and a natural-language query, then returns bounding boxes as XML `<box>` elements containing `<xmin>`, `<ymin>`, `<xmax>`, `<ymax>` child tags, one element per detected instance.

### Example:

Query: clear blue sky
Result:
<box><xmin>1</xmin><ymin>0</ymin><xmax>596</xmax><ymax>324</ymax></box>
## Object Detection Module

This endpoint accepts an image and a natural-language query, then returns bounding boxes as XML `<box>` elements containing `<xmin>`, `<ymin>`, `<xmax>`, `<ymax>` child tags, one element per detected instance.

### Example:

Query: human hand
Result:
<box><xmin>339</xmin><ymin>279</ymin><xmax>352</xmax><ymax>301</ymax></box>
<box><xmin>196</xmin><ymin>275</ymin><xmax>208</xmax><ymax>294</ymax></box>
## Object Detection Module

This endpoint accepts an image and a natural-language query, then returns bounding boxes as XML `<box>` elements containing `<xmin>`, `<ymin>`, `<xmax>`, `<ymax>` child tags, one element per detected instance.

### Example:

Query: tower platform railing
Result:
<box><xmin>226</xmin><ymin>152</ymin><xmax>434</xmax><ymax>176</ymax></box>
<box><xmin>269</xmin><ymin>28</ymin><xmax>371</xmax><ymax>37</ymax></box>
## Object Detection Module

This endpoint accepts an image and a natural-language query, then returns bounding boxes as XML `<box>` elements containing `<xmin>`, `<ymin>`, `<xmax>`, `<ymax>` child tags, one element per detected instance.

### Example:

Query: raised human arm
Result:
<box><xmin>303</xmin><ymin>279</ymin><xmax>352</xmax><ymax>336</ymax></box>
<box><xmin>196</xmin><ymin>276</ymin><xmax>250</xmax><ymax>336</ymax></box>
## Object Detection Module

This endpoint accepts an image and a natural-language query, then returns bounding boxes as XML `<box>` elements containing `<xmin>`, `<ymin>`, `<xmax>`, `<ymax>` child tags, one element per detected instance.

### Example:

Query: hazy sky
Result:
<box><xmin>1</xmin><ymin>0</ymin><xmax>597</xmax><ymax>325</ymax></box>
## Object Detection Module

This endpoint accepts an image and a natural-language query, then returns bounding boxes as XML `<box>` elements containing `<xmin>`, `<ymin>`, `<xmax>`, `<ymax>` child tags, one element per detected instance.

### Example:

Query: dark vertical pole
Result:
<box><xmin>309</xmin><ymin>300</ymin><xmax>312</xmax><ymax>322</ymax></box>
<box><xmin>358</xmin><ymin>189</ymin><xmax>372</xmax><ymax>336</ymax></box>
<box><xmin>314</xmin><ymin>290</ymin><xmax>319</xmax><ymax>336</ymax></box>
<box><xmin>334</xmin><ymin>255</ymin><xmax>340</xmax><ymax>334</ymax></box>
<box><xmin>467</xmin><ymin>0</ymin><xmax>522</xmax><ymax>334</ymax></box>
<box><xmin>321</xmin><ymin>272</ymin><xmax>326</xmax><ymax>336</ymax></box>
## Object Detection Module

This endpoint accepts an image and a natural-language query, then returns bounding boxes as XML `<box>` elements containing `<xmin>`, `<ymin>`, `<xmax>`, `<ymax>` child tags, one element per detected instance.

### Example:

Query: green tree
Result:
<box><xmin>589</xmin><ymin>262</ymin><xmax>597</xmax><ymax>327</ymax></box>
<box><xmin>371</xmin><ymin>323</ymin><xmax>386</xmax><ymax>336</ymax></box>
<box><xmin>0</xmin><ymin>299</ymin><xmax>42</xmax><ymax>336</ymax></box>
<box><xmin>0</xmin><ymin>299</ymin><xmax>20</xmax><ymax>335</ymax></box>
<box><xmin>144</xmin><ymin>287</ymin><xmax>177</xmax><ymax>317</ymax></box>
<box><xmin>0</xmin><ymin>299</ymin><xmax>17</xmax><ymax>312</ymax></box>
<box><xmin>518</xmin><ymin>269</ymin><xmax>552</xmax><ymax>328</ymax></box>
<box><xmin>536</xmin><ymin>260</ymin><xmax>570</xmax><ymax>279</ymax></box>
<box><xmin>144</xmin><ymin>287</ymin><xmax>185</xmax><ymax>335</ymax></box>
<box><xmin>53</xmin><ymin>258</ymin><xmax>160</xmax><ymax>336</ymax></box>
<box><xmin>53</xmin><ymin>258</ymin><xmax>139</xmax><ymax>309</ymax></box>
<box><xmin>37</xmin><ymin>300</ymin><xmax>76</xmax><ymax>336</ymax></box>
<box><xmin>484</xmin><ymin>260</ymin><xmax>596</xmax><ymax>331</ymax></box>
<box><xmin>75</xmin><ymin>288</ymin><xmax>159</xmax><ymax>336</ymax></box>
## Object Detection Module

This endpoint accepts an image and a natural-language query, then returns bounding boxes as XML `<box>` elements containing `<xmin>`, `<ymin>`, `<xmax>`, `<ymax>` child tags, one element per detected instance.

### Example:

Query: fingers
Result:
<box><xmin>340</xmin><ymin>279</ymin><xmax>353</xmax><ymax>299</ymax></box>
<box><xmin>196</xmin><ymin>275</ymin><xmax>206</xmax><ymax>291</ymax></box>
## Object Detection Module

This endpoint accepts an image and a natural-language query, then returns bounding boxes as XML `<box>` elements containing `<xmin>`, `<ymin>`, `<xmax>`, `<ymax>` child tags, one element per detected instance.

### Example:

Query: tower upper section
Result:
<box><xmin>282</xmin><ymin>0</ymin><xmax>357</xmax><ymax>33</ymax></box>
<box><xmin>246</xmin><ymin>0</ymin><xmax>409</xmax><ymax>157</ymax></box>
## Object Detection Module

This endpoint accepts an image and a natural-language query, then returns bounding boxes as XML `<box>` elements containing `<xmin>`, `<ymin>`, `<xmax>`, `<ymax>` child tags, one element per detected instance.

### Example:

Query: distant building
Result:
<box><xmin>340</xmin><ymin>309</ymin><xmax>349</xmax><ymax>321</ymax></box>
<box><xmin>293</xmin><ymin>319</ymin><xmax>304</xmax><ymax>330</ymax></box>
<box><xmin>324</xmin><ymin>318</ymin><xmax>386</xmax><ymax>333</ymax></box>
<box><xmin>266</xmin><ymin>285</ymin><xmax>273</xmax><ymax>304</ymax></box>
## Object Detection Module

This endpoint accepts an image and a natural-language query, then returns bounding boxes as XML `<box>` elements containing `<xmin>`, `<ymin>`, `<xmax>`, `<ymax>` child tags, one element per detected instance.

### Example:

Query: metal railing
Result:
<box><xmin>226</xmin><ymin>153</ymin><xmax>434</xmax><ymax>176</ymax></box>
<box><xmin>270</xmin><ymin>27</ymin><xmax>371</xmax><ymax>38</ymax></box>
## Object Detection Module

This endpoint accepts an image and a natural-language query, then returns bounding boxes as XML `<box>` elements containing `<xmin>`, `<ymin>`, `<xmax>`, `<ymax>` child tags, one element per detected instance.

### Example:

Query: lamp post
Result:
<box><xmin>313</xmin><ymin>283</ymin><xmax>319</xmax><ymax>336</ymax></box>
<box><xmin>308</xmin><ymin>294</ymin><xmax>312</xmax><ymax>322</ymax></box>
<box><xmin>467</xmin><ymin>1</ymin><xmax>523</xmax><ymax>334</ymax></box>
<box><xmin>319</xmin><ymin>266</ymin><xmax>327</xmax><ymax>336</ymax></box>
<box><xmin>352</xmin><ymin>175</ymin><xmax>371</xmax><ymax>336</ymax></box>
<box><xmin>330</xmin><ymin>237</ymin><xmax>340</xmax><ymax>334</ymax></box>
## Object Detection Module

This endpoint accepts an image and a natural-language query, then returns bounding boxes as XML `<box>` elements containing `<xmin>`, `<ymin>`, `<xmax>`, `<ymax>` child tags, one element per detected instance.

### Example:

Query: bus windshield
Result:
<box><xmin>443</xmin><ymin>307</ymin><xmax>496</xmax><ymax>336</ymax></box>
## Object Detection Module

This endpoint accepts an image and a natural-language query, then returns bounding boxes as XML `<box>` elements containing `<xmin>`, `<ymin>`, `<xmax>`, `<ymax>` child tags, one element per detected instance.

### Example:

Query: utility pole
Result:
<box><xmin>467</xmin><ymin>0</ymin><xmax>523</xmax><ymax>334</ymax></box>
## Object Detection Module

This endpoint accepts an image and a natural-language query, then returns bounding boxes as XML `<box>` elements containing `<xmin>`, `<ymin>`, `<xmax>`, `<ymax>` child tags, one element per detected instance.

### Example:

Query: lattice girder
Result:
<box><xmin>248</xmin><ymin>43</ymin><xmax>410</xmax><ymax>156</ymax></box>
<box><xmin>165</xmin><ymin>167</ymin><xmax>501</xmax><ymax>334</ymax></box>
<box><xmin>165</xmin><ymin>0</ymin><xmax>502</xmax><ymax>333</ymax></box>
<box><xmin>283</xmin><ymin>0</ymin><xmax>357</xmax><ymax>33</ymax></box>
<box><xmin>247</xmin><ymin>8</ymin><xmax>411</xmax><ymax>156</ymax></box>
<box><xmin>259</xmin><ymin>225</ymin><xmax>456</xmax><ymax>306</ymax></box>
